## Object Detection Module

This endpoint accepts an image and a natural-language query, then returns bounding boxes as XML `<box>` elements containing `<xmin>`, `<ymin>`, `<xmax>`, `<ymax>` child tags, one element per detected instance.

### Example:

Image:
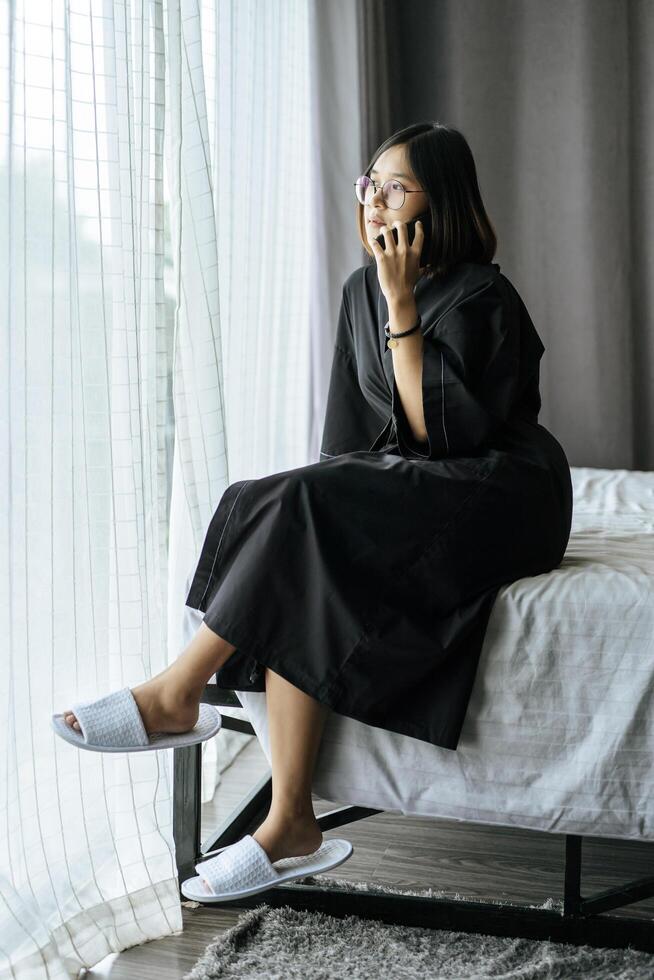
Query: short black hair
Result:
<box><xmin>356</xmin><ymin>121</ymin><xmax>497</xmax><ymax>280</ymax></box>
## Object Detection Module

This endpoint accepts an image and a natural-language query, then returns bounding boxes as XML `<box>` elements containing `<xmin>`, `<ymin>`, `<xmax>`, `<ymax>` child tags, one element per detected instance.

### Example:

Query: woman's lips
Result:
<box><xmin>369</xmin><ymin>219</ymin><xmax>385</xmax><ymax>227</ymax></box>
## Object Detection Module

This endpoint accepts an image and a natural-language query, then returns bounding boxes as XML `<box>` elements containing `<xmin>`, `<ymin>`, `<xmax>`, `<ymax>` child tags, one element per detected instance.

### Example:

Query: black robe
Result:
<box><xmin>185</xmin><ymin>260</ymin><xmax>573</xmax><ymax>750</ymax></box>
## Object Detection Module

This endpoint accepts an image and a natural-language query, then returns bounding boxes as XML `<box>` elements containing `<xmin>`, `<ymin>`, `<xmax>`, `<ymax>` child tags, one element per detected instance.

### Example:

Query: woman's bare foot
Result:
<box><xmin>63</xmin><ymin>672</ymin><xmax>199</xmax><ymax>737</ymax></box>
<box><xmin>252</xmin><ymin>811</ymin><xmax>323</xmax><ymax>865</ymax></box>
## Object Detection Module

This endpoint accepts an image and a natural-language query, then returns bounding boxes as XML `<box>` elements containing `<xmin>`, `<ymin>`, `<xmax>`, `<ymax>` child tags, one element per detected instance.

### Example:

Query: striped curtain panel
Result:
<box><xmin>0</xmin><ymin>0</ymin><xmax>312</xmax><ymax>975</ymax></box>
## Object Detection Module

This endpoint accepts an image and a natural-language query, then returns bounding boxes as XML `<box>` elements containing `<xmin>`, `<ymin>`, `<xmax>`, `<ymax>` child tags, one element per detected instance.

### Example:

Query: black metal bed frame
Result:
<box><xmin>173</xmin><ymin>687</ymin><xmax>654</xmax><ymax>955</ymax></box>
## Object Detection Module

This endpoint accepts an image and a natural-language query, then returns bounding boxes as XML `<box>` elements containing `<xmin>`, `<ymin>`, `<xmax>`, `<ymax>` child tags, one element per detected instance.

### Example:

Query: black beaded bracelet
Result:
<box><xmin>384</xmin><ymin>313</ymin><xmax>422</xmax><ymax>349</ymax></box>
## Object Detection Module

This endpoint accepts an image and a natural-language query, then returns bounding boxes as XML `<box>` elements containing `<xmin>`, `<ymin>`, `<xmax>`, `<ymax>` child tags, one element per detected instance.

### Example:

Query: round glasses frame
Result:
<box><xmin>354</xmin><ymin>175</ymin><xmax>426</xmax><ymax>210</ymax></box>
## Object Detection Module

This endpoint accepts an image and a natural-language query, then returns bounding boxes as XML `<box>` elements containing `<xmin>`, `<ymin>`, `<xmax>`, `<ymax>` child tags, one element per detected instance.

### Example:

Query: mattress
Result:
<box><xmin>183</xmin><ymin>466</ymin><xmax>654</xmax><ymax>843</ymax></box>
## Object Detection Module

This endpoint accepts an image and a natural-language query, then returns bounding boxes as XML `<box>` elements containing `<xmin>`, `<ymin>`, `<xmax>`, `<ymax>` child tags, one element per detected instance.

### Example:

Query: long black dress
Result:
<box><xmin>185</xmin><ymin>260</ymin><xmax>573</xmax><ymax>750</ymax></box>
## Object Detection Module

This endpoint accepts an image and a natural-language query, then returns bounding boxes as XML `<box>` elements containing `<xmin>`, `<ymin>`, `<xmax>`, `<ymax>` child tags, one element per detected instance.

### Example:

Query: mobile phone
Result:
<box><xmin>375</xmin><ymin>208</ymin><xmax>433</xmax><ymax>268</ymax></box>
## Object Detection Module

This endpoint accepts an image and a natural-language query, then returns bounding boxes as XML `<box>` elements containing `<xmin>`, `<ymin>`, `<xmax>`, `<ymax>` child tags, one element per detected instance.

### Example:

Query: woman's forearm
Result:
<box><xmin>387</xmin><ymin>295</ymin><xmax>428</xmax><ymax>444</ymax></box>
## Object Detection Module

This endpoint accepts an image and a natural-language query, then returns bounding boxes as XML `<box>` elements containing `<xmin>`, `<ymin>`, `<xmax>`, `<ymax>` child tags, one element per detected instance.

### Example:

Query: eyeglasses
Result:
<box><xmin>354</xmin><ymin>174</ymin><xmax>425</xmax><ymax>210</ymax></box>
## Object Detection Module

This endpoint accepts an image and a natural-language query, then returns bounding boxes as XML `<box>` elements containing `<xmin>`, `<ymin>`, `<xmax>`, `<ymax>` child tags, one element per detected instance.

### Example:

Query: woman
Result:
<box><xmin>55</xmin><ymin>122</ymin><xmax>573</xmax><ymax>895</ymax></box>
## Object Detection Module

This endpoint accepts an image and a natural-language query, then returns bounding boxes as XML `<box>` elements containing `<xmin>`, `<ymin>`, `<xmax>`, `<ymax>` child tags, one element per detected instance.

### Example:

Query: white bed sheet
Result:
<box><xmin>183</xmin><ymin>466</ymin><xmax>654</xmax><ymax>843</ymax></box>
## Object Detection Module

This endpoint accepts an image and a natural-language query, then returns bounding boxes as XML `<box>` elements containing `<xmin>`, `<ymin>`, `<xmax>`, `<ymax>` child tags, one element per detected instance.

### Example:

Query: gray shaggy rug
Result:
<box><xmin>182</xmin><ymin>889</ymin><xmax>654</xmax><ymax>979</ymax></box>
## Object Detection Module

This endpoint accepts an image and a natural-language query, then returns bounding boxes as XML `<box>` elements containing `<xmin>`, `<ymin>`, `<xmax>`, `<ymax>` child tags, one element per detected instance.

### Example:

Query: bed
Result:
<box><xmin>173</xmin><ymin>465</ymin><xmax>654</xmax><ymax>953</ymax></box>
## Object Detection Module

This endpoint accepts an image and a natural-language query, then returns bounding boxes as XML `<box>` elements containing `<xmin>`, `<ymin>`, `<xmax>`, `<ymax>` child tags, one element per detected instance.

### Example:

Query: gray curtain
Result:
<box><xmin>350</xmin><ymin>0</ymin><xmax>654</xmax><ymax>470</ymax></box>
<box><xmin>308</xmin><ymin>0</ymin><xmax>364</xmax><ymax>459</ymax></box>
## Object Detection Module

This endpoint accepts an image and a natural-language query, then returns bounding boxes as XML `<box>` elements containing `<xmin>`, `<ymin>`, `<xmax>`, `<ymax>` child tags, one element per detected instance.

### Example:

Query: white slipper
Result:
<box><xmin>181</xmin><ymin>834</ymin><xmax>353</xmax><ymax>903</ymax></box>
<box><xmin>50</xmin><ymin>686</ymin><xmax>222</xmax><ymax>753</ymax></box>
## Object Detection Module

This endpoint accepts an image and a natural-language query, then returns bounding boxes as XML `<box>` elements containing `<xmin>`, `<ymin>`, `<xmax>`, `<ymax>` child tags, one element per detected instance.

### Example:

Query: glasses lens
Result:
<box><xmin>355</xmin><ymin>176</ymin><xmax>404</xmax><ymax>208</ymax></box>
<box><xmin>355</xmin><ymin>176</ymin><xmax>371</xmax><ymax>204</ymax></box>
<box><xmin>383</xmin><ymin>180</ymin><xmax>405</xmax><ymax>208</ymax></box>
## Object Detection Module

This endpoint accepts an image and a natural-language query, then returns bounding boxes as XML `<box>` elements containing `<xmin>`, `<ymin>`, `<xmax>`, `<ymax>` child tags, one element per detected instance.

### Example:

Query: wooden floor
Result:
<box><xmin>87</xmin><ymin>735</ymin><xmax>654</xmax><ymax>978</ymax></box>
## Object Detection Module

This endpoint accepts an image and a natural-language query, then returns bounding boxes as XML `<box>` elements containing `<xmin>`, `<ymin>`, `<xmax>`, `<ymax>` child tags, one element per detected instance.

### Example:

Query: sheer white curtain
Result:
<box><xmin>0</xmin><ymin>0</ymin><xmax>314</xmax><ymax>975</ymax></box>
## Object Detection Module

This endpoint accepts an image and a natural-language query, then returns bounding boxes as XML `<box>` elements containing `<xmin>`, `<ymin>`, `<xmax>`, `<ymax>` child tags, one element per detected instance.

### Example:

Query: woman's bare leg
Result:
<box><xmin>251</xmin><ymin>667</ymin><xmax>330</xmax><ymax>863</ymax></box>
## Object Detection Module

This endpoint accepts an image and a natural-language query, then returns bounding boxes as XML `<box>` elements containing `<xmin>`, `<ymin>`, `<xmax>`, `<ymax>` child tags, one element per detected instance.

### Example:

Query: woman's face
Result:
<box><xmin>364</xmin><ymin>144</ymin><xmax>428</xmax><ymax>244</ymax></box>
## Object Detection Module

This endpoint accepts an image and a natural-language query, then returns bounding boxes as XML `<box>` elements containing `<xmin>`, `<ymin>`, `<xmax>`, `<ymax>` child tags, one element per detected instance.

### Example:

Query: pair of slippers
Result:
<box><xmin>50</xmin><ymin>686</ymin><xmax>353</xmax><ymax>901</ymax></box>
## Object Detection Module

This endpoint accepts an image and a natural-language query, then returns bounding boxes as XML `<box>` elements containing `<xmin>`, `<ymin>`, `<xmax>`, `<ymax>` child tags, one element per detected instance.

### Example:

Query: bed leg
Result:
<box><xmin>173</xmin><ymin>743</ymin><xmax>202</xmax><ymax>885</ymax></box>
<box><xmin>563</xmin><ymin>834</ymin><xmax>583</xmax><ymax>916</ymax></box>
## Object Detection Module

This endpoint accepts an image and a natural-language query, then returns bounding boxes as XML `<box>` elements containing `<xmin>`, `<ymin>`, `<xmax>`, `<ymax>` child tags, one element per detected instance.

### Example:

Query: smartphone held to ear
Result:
<box><xmin>375</xmin><ymin>208</ymin><xmax>433</xmax><ymax>269</ymax></box>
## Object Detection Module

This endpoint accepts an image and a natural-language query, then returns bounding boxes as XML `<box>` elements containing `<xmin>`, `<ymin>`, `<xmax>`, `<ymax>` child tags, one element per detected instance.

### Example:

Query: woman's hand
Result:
<box><xmin>370</xmin><ymin>219</ymin><xmax>425</xmax><ymax>306</ymax></box>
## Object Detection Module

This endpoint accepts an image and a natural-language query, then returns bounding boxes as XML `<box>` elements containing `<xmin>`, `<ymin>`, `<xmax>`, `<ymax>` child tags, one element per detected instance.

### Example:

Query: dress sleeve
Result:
<box><xmin>391</xmin><ymin>278</ymin><xmax>533</xmax><ymax>460</ymax></box>
<box><xmin>319</xmin><ymin>285</ymin><xmax>387</xmax><ymax>459</ymax></box>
